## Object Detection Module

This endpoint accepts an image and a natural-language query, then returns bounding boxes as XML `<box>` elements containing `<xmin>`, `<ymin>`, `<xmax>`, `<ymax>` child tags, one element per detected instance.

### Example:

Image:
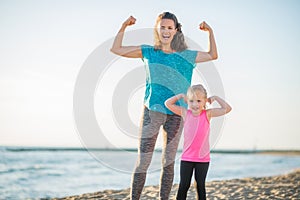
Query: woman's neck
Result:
<box><xmin>161</xmin><ymin>44</ymin><xmax>174</xmax><ymax>53</ymax></box>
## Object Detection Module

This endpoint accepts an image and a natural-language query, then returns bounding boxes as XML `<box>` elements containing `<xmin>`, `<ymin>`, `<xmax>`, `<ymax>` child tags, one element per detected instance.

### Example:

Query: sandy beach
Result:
<box><xmin>52</xmin><ymin>168</ymin><xmax>300</xmax><ymax>200</ymax></box>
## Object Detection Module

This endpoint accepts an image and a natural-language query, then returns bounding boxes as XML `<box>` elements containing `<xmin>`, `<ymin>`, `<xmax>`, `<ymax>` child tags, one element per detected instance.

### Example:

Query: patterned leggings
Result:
<box><xmin>130</xmin><ymin>106</ymin><xmax>183</xmax><ymax>200</ymax></box>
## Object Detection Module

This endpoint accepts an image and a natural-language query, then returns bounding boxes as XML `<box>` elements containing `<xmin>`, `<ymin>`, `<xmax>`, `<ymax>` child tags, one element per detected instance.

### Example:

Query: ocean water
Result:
<box><xmin>1</xmin><ymin>146</ymin><xmax>300</xmax><ymax>200</ymax></box>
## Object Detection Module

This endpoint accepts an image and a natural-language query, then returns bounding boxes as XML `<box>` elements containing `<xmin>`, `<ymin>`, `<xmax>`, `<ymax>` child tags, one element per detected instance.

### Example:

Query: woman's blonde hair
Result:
<box><xmin>154</xmin><ymin>12</ymin><xmax>188</xmax><ymax>52</ymax></box>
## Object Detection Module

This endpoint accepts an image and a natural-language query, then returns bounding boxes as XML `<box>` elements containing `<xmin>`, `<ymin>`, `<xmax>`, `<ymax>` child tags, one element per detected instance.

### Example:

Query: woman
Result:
<box><xmin>110</xmin><ymin>11</ymin><xmax>218</xmax><ymax>200</ymax></box>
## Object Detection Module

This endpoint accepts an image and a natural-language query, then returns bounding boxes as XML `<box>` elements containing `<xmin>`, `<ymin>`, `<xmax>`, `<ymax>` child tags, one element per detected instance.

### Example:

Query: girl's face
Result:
<box><xmin>187</xmin><ymin>91</ymin><xmax>207</xmax><ymax>115</ymax></box>
<box><xmin>158</xmin><ymin>19</ymin><xmax>177</xmax><ymax>46</ymax></box>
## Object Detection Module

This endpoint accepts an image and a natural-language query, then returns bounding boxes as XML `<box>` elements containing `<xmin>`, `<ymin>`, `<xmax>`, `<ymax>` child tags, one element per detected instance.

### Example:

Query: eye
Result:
<box><xmin>197</xmin><ymin>100</ymin><xmax>201</xmax><ymax>103</ymax></box>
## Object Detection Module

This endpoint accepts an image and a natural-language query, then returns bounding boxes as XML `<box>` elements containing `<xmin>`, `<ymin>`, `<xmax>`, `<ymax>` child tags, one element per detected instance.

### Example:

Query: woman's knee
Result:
<box><xmin>134</xmin><ymin>153</ymin><xmax>154</xmax><ymax>172</ymax></box>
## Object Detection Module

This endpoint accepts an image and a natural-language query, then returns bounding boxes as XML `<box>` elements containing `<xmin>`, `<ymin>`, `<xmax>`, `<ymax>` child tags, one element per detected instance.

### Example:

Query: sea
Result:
<box><xmin>1</xmin><ymin>146</ymin><xmax>300</xmax><ymax>200</ymax></box>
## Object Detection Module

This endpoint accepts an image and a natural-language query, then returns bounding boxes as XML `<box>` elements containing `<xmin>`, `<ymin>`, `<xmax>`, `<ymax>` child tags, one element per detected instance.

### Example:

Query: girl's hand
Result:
<box><xmin>199</xmin><ymin>21</ymin><xmax>212</xmax><ymax>32</ymax></box>
<box><xmin>123</xmin><ymin>16</ymin><xmax>136</xmax><ymax>27</ymax></box>
<box><xmin>207</xmin><ymin>96</ymin><xmax>215</xmax><ymax>104</ymax></box>
<box><xmin>175</xmin><ymin>93</ymin><xmax>187</xmax><ymax>103</ymax></box>
<box><xmin>180</xmin><ymin>94</ymin><xmax>187</xmax><ymax>103</ymax></box>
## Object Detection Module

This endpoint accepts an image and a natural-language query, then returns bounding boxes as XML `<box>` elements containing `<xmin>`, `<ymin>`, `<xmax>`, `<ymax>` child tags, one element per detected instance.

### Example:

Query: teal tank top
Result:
<box><xmin>141</xmin><ymin>44</ymin><xmax>197</xmax><ymax>114</ymax></box>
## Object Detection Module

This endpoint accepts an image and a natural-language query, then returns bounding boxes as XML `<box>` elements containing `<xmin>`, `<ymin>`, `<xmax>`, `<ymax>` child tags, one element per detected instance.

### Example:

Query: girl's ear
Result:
<box><xmin>205</xmin><ymin>99</ymin><xmax>209</xmax><ymax>109</ymax></box>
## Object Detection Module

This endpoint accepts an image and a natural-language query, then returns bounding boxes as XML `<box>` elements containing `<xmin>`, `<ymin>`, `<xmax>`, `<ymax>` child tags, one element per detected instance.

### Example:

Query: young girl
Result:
<box><xmin>165</xmin><ymin>84</ymin><xmax>232</xmax><ymax>200</ymax></box>
<box><xmin>111</xmin><ymin>12</ymin><xmax>218</xmax><ymax>199</ymax></box>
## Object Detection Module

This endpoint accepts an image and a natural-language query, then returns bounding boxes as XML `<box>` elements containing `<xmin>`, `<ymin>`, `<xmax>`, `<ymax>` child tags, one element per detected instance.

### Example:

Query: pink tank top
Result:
<box><xmin>181</xmin><ymin>110</ymin><xmax>210</xmax><ymax>162</ymax></box>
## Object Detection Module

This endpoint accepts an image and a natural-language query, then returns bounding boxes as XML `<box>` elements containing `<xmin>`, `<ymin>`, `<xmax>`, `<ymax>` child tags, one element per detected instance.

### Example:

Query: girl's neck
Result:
<box><xmin>191</xmin><ymin>109</ymin><xmax>204</xmax><ymax>116</ymax></box>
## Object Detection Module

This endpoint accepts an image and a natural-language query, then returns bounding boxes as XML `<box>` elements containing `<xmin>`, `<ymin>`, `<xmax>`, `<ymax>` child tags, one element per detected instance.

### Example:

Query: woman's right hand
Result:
<box><xmin>111</xmin><ymin>15</ymin><xmax>142</xmax><ymax>58</ymax></box>
<box><xmin>122</xmin><ymin>16</ymin><xmax>136</xmax><ymax>27</ymax></box>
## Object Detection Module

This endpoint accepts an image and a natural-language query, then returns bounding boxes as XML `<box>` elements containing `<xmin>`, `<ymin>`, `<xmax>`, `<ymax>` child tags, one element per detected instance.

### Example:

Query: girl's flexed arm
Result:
<box><xmin>207</xmin><ymin>96</ymin><xmax>232</xmax><ymax>119</ymax></box>
<box><xmin>165</xmin><ymin>94</ymin><xmax>187</xmax><ymax>119</ymax></box>
<box><xmin>110</xmin><ymin>16</ymin><xmax>142</xmax><ymax>58</ymax></box>
<box><xmin>195</xmin><ymin>21</ymin><xmax>218</xmax><ymax>63</ymax></box>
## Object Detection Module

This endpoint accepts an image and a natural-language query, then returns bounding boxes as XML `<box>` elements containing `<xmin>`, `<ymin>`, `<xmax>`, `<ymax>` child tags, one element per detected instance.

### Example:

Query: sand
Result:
<box><xmin>52</xmin><ymin>169</ymin><xmax>300</xmax><ymax>200</ymax></box>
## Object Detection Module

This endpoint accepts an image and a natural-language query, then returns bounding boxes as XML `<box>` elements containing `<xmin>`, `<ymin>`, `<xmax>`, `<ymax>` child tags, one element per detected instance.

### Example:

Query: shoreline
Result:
<box><xmin>3</xmin><ymin>146</ymin><xmax>300</xmax><ymax>155</ymax></box>
<box><xmin>52</xmin><ymin>168</ymin><xmax>300</xmax><ymax>200</ymax></box>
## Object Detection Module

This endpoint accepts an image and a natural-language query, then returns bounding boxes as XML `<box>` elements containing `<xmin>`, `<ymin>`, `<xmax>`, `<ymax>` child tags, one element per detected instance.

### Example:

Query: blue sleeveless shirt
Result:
<box><xmin>141</xmin><ymin>44</ymin><xmax>197</xmax><ymax>114</ymax></box>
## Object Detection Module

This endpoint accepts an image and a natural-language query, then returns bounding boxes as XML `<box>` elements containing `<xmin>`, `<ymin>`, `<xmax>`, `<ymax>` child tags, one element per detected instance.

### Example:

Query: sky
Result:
<box><xmin>0</xmin><ymin>0</ymin><xmax>300</xmax><ymax>150</ymax></box>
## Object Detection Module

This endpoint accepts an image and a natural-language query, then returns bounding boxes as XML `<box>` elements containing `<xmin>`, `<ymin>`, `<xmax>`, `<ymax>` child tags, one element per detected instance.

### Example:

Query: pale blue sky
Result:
<box><xmin>1</xmin><ymin>0</ymin><xmax>300</xmax><ymax>150</ymax></box>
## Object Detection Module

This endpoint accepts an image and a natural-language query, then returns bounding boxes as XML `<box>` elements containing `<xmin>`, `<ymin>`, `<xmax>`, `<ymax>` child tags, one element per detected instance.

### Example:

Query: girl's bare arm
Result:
<box><xmin>207</xmin><ymin>96</ymin><xmax>232</xmax><ymax>119</ymax></box>
<box><xmin>165</xmin><ymin>94</ymin><xmax>187</xmax><ymax>119</ymax></box>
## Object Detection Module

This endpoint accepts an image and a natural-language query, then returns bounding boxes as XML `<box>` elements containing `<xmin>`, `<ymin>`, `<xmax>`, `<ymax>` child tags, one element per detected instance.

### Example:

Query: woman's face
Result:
<box><xmin>158</xmin><ymin>19</ymin><xmax>177</xmax><ymax>45</ymax></box>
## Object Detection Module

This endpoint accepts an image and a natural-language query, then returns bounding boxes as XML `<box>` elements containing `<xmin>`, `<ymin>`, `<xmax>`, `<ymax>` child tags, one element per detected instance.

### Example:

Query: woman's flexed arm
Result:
<box><xmin>195</xmin><ymin>21</ymin><xmax>218</xmax><ymax>63</ymax></box>
<box><xmin>110</xmin><ymin>16</ymin><xmax>142</xmax><ymax>58</ymax></box>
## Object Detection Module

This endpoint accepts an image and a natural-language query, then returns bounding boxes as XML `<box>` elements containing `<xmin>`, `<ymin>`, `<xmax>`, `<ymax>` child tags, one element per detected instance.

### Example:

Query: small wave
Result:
<box><xmin>3</xmin><ymin>146</ymin><xmax>87</xmax><ymax>152</ymax></box>
<box><xmin>1</xmin><ymin>146</ymin><xmax>140</xmax><ymax>152</ymax></box>
<box><xmin>0</xmin><ymin>165</ymin><xmax>47</xmax><ymax>174</ymax></box>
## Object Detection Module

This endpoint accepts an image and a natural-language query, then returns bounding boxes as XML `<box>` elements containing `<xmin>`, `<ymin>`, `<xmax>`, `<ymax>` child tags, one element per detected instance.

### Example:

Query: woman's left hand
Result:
<box><xmin>199</xmin><ymin>21</ymin><xmax>212</xmax><ymax>32</ymax></box>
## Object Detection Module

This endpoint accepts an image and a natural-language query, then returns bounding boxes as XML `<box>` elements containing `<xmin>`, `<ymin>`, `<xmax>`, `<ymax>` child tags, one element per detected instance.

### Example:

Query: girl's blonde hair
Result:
<box><xmin>154</xmin><ymin>12</ymin><xmax>188</xmax><ymax>52</ymax></box>
<box><xmin>187</xmin><ymin>84</ymin><xmax>207</xmax><ymax>99</ymax></box>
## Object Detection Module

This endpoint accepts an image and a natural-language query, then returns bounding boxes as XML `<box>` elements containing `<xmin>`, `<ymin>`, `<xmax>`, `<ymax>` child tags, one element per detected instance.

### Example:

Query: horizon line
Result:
<box><xmin>1</xmin><ymin>145</ymin><xmax>300</xmax><ymax>154</ymax></box>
